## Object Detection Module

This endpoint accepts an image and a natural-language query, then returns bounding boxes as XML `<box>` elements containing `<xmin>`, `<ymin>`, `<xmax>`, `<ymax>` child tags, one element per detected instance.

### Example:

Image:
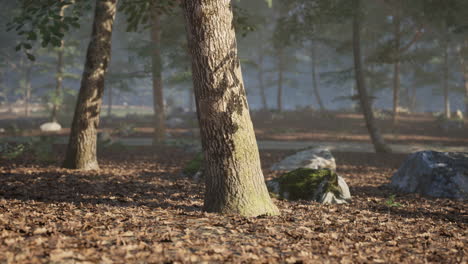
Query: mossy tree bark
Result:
<box><xmin>51</xmin><ymin>3</ymin><xmax>66</xmax><ymax>123</ymax></box>
<box><xmin>352</xmin><ymin>0</ymin><xmax>391</xmax><ymax>153</ymax></box>
<box><xmin>392</xmin><ymin>1</ymin><xmax>401</xmax><ymax>125</ymax></box>
<box><xmin>183</xmin><ymin>0</ymin><xmax>279</xmax><ymax>217</ymax></box>
<box><xmin>63</xmin><ymin>0</ymin><xmax>118</xmax><ymax>170</ymax></box>
<box><xmin>151</xmin><ymin>9</ymin><xmax>166</xmax><ymax>144</ymax></box>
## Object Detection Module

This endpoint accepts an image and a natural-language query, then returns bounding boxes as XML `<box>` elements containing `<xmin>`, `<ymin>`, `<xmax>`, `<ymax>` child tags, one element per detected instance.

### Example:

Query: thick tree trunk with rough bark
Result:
<box><xmin>392</xmin><ymin>2</ymin><xmax>401</xmax><ymax>125</ymax></box>
<box><xmin>63</xmin><ymin>0</ymin><xmax>118</xmax><ymax>170</ymax></box>
<box><xmin>311</xmin><ymin>43</ymin><xmax>325</xmax><ymax>111</ymax></box>
<box><xmin>183</xmin><ymin>0</ymin><xmax>279</xmax><ymax>217</ymax></box>
<box><xmin>151</xmin><ymin>10</ymin><xmax>166</xmax><ymax>144</ymax></box>
<box><xmin>51</xmin><ymin>4</ymin><xmax>66</xmax><ymax>123</ymax></box>
<box><xmin>353</xmin><ymin>0</ymin><xmax>391</xmax><ymax>153</ymax></box>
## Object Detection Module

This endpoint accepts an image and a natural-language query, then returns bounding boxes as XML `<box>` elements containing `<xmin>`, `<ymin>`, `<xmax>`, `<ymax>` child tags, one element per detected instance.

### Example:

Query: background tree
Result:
<box><xmin>63</xmin><ymin>0</ymin><xmax>118</xmax><ymax>170</ymax></box>
<box><xmin>353</xmin><ymin>0</ymin><xmax>391</xmax><ymax>153</ymax></box>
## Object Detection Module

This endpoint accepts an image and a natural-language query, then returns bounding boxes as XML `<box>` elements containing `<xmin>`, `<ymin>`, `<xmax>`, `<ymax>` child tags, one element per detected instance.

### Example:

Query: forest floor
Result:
<box><xmin>0</xmin><ymin>146</ymin><xmax>466</xmax><ymax>263</ymax></box>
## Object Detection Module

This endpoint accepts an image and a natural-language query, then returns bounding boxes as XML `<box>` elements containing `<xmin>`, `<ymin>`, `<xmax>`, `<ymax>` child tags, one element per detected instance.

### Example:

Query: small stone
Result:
<box><xmin>39</xmin><ymin>122</ymin><xmax>62</xmax><ymax>132</ymax></box>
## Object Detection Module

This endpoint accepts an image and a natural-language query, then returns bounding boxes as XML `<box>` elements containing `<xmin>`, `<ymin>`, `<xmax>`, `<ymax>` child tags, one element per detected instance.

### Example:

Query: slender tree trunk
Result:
<box><xmin>187</xmin><ymin>87</ymin><xmax>195</xmax><ymax>112</ymax></box>
<box><xmin>24</xmin><ymin>65</ymin><xmax>32</xmax><ymax>118</ymax></box>
<box><xmin>443</xmin><ymin>40</ymin><xmax>451</xmax><ymax>119</ymax></box>
<box><xmin>352</xmin><ymin>0</ymin><xmax>391</xmax><ymax>153</ymax></box>
<box><xmin>409</xmin><ymin>82</ymin><xmax>417</xmax><ymax>112</ymax></box>
<box><xmin>277</xmin><ymin>48</ymin><xmax>284</xmax><ymax>112</ymax></box>
<box><xmin>461</xmin><ymin>41</ymin><xmax>468</xmax><ymax>117</ymax></box>
<box><xmin>257</xmin><ymin>52</ymin><xmax>268</xmax><ymax>110</ymax></box>
<box><xmin>63</xmin><ymin>0</ymin><xmax>118</xmax><ymax>170</ymax></box>
<box><xmin>392</xmin><ymin>1</ymin><xmax>401</xmax><ymax>125</ymax></box>
<box><xmin>311</xmin><ymin>42</ymin><xmax>325</xmax><ymax>111</ymax></box>
<box><xmin>107</xmin><ymin>83</ymin><xmax>112</xmax><ymax>117</ymax></box>
<box><xmin>51</xmin><ymin>4</ymin><xmax>66</xmax><ymax>123</ymax></box>
<box><xmin>183</xmin><ymin>0</ymin><xmax>279</xmax><ymax>217</ymax></box>
<box><xmin>151</xmin><ymin>9</ymin><xmax>166</xmax><ymax>144</ymax></box>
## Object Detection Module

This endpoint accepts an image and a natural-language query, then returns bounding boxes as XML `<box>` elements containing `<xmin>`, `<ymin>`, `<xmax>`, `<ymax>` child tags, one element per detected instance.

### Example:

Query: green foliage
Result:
<box><xmin>118</xmin><ymin>0</ymin><xmax>178</xmax><ymax>32</ymax></box>
<box><xmin>183</xmin><ymin>153</ymin><xmax>203</xmax><ymax>177</ymax></box>
<box><xmin>113</xmin><ymin>122</ymin><xmax>136</xmax><ymax>137</ymax></box>
<box><xmin>7</xmin><ymin>0</ymin><xmax>92</xmax><ymax>59</ymax></box>
<box><xmin>28</xmin><ymin>136</ymin><xmax>55</xmax><ymax>162</ymax></box>
<box><xmin>277</xmin><ymin>168</ymin><xmax>339</xmax><ymax>201</ymax></box>
<box><xmin>385</xmin><ymin>194</ymin><xmax>403</xmax><ymax>208</ymax></box>
<box><xmin>0</xmin><ymin>136</ymin><xmax>56</xmax><ymax>162</ymax></box>
<box><xmin>5</xmin><ymin>124</ymin><xmax>23</xmax><ymax>136</ymax></box>
<box><xmin>0</xmin><ymin>142</ymin><xmax>26</xmax><ymax>159</ymax></box>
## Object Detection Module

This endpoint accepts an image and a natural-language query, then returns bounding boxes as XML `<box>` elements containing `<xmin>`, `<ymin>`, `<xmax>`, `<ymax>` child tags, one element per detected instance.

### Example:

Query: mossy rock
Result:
<box><xmin>267</xmin><ymin>168</ymin><xmax>351</xmax><ymax>204</ymax></box>
<box><xmin>183</xmin><ymin>153</ymin><xmax>203</xmax><ymax>177</ymax></box>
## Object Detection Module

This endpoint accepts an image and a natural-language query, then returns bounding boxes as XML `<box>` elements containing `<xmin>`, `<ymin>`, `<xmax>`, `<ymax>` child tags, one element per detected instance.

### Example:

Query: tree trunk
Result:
<box><xmin>24</xmin><ymin>64</ymin><xmax>32</xmax><ymax>118</ymax></box>
<box><xmin>443</xmin><ymin>40</ymin><xmax>451</xmax><ymax>119</ymax></box>
<box><xmin>183</xmin><ymin>0</ymin><xmax>279</xmax><ymax>217</ymax></box>
<box><xmin>461</xmin><ymin>41</ymin><xmax>468</xmax><ymax>117</ymax></box>
<box><xmin>151</xmin><ymin>9</ymin><xmax>166</xmax><ymax>144</ymax></box>
<box><xmin>277</xmin><ymin>48</ymin><xmax>284</xmax><ymax>112</ymax></box>
<box><xmin>107</xmin><ymin>83</ymin><xmax>112</xmax><ymax>117</ymax></box>
<box><xmin>352</xmin><ymin>0</ymin><xmax>391</xmax><ymax>153</ymax></box>
<box><xmin>311</xmin><ymin>42</ymin><xmax>325</xmax><ymax>111</ymax></box>
<box><xmin>63</xmin><ymin>0</ymin><xmax>118</xmax><ymax>170</ymax></box>
<box><xmin>392</xmin><ymin>1</ymin><xmax>401</xmax><ymax>125</ymax></box>
<box><xmin>51</xmin><ymin>4</ymin><xmax>66</xmax><ymax>123</ymax></box>
<box><xmin>257</xmin><ymin>52</ymin><xmax>268</xmax><ymax>110</ymax></box>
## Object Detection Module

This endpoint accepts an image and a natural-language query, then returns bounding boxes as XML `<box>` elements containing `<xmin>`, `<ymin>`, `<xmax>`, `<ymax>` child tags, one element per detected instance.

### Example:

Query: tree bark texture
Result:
<box><xmin>353</xmin><ymin>0</ymin><xmax>391</xmax><ymax>153</ymax></box>
<box><xmin>151</xmin><ymin>9</ymin><xmax>166</xmax><ymax>144</ymax></box>
<box><xmin>392</xmin><ymin>2</ymin><xmax>401</xmax><ymax>125</ymax></box>
<box><xmin>51</xmin><ymin>4</ymin><xmax>66</xmax><ymax>123</ymax></box>
<box><xmin>63</xmin><ymin>0</ymin><xmax>118</xmax><ymax>170</ymax></box>
<box><xmin>183</xmin><ymin>0</ymin><xmax>279</xmax><ymax>217</ymax></box>
<box><xmin>311</xmin><ymin>43</ymin><xmax>325</xmax><ymax>111</ymax></box>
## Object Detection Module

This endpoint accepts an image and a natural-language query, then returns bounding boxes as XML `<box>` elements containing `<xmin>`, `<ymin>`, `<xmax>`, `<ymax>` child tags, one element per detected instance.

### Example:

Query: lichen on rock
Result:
<box><xmin>267</xmin><ymin>168</ymin><xmax>351</xmax><ymax>204</ymax></box>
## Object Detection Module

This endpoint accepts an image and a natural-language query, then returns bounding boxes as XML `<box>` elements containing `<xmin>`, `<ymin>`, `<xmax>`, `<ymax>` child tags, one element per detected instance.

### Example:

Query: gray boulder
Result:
<box><xmin>266</xmin><ymin>168</ymin><xmax>351</xmax><ymax>204</ymax></box>
<box><xmin>39</xmin><ymin>122</ymin><xmax>62</xmax><ymax>132</ymax></box>
<box><xmin>391</xmin><ymin>151</ymin><xmax>468</xmax><ymax>200</ymax></box>
<box><xmin>270</xmin><ymin>147</ymin><xmax>336</xmax><ymax>172</ymax></box>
